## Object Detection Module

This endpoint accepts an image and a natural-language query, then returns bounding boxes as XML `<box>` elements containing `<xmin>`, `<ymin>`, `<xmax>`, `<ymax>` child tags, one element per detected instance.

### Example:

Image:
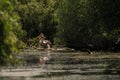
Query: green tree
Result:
<box><xmin>15</xmin><ymin>0</ymin><xmax>57</xmax><ymax>43</ymax></box>
<box><xmin>0</xmin><ymin>0</ymin><xmax>24</xmax><ymax>64</ymax></box>
<box><xmin>88</xmin><ymin>0</ymin><xmax>120</xmax><ymax>50</ymax></box>
<box><xmin>56</xmin><ymin>0</ymin><xmax>90</xmax><ymax>49</ymax></box>
<box><xmin>56</xmin><ymin>0</ymin><xmax>120</xmax><ymax>51</ymax></box>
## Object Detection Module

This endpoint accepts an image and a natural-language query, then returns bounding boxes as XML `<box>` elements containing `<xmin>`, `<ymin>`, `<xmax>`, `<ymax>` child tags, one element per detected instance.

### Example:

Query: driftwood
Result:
<box><xmin>26</xmin><ymin>36</ymin><xmax>41</xmax><ymax>48</ymax></box>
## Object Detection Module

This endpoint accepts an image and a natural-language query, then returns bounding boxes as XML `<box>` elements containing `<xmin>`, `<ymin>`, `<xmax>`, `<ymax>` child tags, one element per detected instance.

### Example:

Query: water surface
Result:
<box><xmin>0</xmin><ymin>49</ymin><xmax>120</xmax><ymax>80</ymax></box>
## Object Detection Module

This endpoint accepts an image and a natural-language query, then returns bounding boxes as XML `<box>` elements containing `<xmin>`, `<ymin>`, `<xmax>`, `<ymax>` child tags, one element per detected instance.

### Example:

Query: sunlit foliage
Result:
<box><xmin>0</xmin><ymin>0</ymin><xmax>24</xmax><ymax>64</ymax></box>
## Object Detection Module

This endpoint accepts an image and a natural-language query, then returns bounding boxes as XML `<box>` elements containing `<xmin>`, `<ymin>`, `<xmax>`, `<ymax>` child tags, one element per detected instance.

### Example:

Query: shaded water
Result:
<box><xmin>0</xmin><ymin>49</ymin><xmax>120</xmax><ymax>80</ymax></box>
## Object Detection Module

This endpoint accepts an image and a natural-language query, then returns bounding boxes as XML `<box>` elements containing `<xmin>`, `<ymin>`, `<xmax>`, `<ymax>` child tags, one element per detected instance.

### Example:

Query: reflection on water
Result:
<box><xmin>0</xmin><ymin>50</ymin><xmax>120</xmax><ymax>80</ymax></box>
<box><xmin>0</xmin><ymin>75</ymin><xmax>120</xmax><ymax>80</ymax></box>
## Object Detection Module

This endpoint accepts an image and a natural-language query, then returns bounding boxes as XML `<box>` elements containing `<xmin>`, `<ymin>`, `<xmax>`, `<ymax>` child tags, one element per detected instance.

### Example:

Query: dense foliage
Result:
<box><xmin>14</xmin><ymin>0</ymin><xmax>57</xmax><ymax>42</ymax></box>
<box><xmin>56</xmin><ymin>0</ymin><xmax>120</xmax><ymax>51</ymax></box>
<box><xmin>0</xmin><ymin>0</ymin><xmax>25</xmax><ymax>64</ymax></box>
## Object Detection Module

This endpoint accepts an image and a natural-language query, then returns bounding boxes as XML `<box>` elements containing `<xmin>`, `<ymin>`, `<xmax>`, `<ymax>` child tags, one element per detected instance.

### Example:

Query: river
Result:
<box><xmin>0</xmin><ymin>49</ymin><xmax>120</xmax><ymax>80</ymax></box>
